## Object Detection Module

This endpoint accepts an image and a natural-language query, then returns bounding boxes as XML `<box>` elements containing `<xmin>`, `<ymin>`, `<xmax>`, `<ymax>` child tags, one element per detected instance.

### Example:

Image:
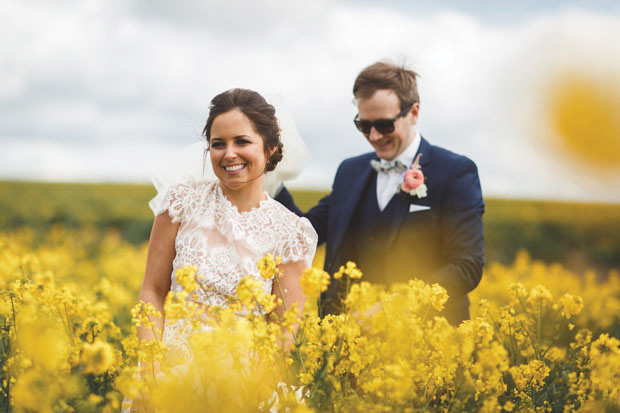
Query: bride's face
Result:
<box><xmin>209</xmin><ymin>109</ymin><xmax>268</xmax><ymax>192</ymax></box>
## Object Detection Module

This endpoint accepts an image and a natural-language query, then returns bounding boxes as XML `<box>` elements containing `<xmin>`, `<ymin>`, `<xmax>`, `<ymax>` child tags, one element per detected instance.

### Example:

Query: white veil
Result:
<box><xmin>148</xmin><ymin>95</ymin><xmax>308</xmax><ymax>215</ymax></box>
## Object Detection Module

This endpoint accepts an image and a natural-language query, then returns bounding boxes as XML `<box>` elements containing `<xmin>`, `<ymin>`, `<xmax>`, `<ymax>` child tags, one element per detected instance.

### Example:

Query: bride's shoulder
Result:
<box><xmin>151</xmin><ymin>177</ymin><xmax>217</xmax><ymax>220</ymax></box>
<box><xmin>267</xmin><ymin>199</ymin><xmax>316</xmax><ymax>234</ymax></box>
<box><xmin>267</xmin><ymin>199</ymin><xmax>317</xmax><ymax>266</ymax></box>
<box><xmin>267</xmin><ymin>197</ymin><xmax>301</xmax><ymax>221</ymax></box>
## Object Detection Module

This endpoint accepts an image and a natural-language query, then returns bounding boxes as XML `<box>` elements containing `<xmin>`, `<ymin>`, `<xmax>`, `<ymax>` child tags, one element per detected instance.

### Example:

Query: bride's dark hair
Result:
<box><xmin>203</xmin><ymin>88</ymin><xmax>283</xmax><ymax>172</ymax></box>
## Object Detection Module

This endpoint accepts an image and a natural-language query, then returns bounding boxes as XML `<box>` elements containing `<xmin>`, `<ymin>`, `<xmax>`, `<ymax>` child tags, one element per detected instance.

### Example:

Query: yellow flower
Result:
<box><xmin>281</xmin><ymin>303</ymin><xmax>300</xmax><ymax>332</ymax></box>
<box><xmin>509</xmin><ymin>359</ymin><xmax>550</xmax><ymax>391</ymax></box>
<box><xmin>122</xmin><ymin>335</ymin><xmax>139</xmax><ymax>359</ymax></box>
<box><xmin>588</xmin><ymin>334</ymin><xmax>620</xmax><ymax>402</ymax></box>
<box><xmin>429</xmin><ymin>283</ymin><xmax>448</xmax><ymax>311</ymax></box>
<box><xmin>175</xmin><ymin>265</ymin><xmax>200</xmax><ymax>293</ymax></box>
<box><xmin>138</xmin><ymin>339</ymin><xmax>167</xmax><ymax>366</ymax></box>
<box><xmin>81</xmin><ymin>339</ymin><xmax>115</xmax><ymax>375</ymax></box>
<box><xmin>18</xmin><ymin>315</ymin><xmax>70</xmax><ymax>372</ymax></box>
<box><xmin>554</xmin><ymin>293</ymin><xmax>584</xmax><ymax>318</ymax></box>
<box><xmin>237</xmin><ymin>276</ymin><xmax>263</xmax><ymax>310</ymax></box>
<box><xmin>344</xmin><ymin>261</ymin><xmax>363</xmax><ymax>279</ymax></box>
<box><xmin>590</xmin><ymin>333</ymin><xmax>620</xmax><ymax>359</ymax></box>
<box><xmin>458</xmin><ymin>318</ymin><xmax>494</xmax><ymax>349</ymax></box>
<box><xmin>508</xmin><ymin>282</ymin><xmax>528</xmax><ymax>303</ymax></box>
<box><xmin>333</xmin><ymin>261</ymin><xmax>363</xmax><ymax>280</ymax></box>
<box><xmin>79</xmin><ymin>316</ymin><xmax>103</xmax><ymax>343</ymax></box>
<box><xmin>131</xmin><ymin>301</ymin><xmax>162</xmax><ymax>329</ymax></box>
<box><xmin>258</xmin><ymin>253</ymin><xmax>282</xmax><ymax>279</ymax></box>
<box><xmin>164</xmin><ymin>289</ymin><xmax>202</xmax><ymax>325</ymax></box>
<box><xmin>115</xmin><ymin>366</ymin><xmax>144</xmax><ymax>400</ymax></box>
<box><xmin>545</xmin><ymin>348</ymin><xmax>564</xmax><ymax>366</ymax></box>
<box><xmin>12</xmin><ymin>369</ymin><xmax>59</xmax><ymax>413</ymax></box>
<box><xmin>88</xmin><ymin>394</ymin><xmax>104</xmax><ymax>405</ymax></box>
<box><xmin>527</xmin><ymin>284</ymin><xmax>553</xmax><ymax>307</ymax></box>
<box><xmin>469</xmin><ymin>341</ymin><xmax>509</xmax><ymax>398</ymax></box>
<box><xmin>345</xmin><ymin>281</ymin><xmax>381</xmax><ymax>316</ymax></box>
<box><xmin>299</xmin><ymin>267</ymin><xmax>331</xmax><ymax>297</ymax></box>
<box><xmin>479</xmin><ymin>397</ymin><xmax>499</xmax><ymax>413</ymax></box>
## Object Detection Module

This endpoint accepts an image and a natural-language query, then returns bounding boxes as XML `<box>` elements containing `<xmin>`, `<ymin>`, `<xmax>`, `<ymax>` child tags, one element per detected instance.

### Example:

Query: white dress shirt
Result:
<box><xmin>376</xmin><ymin>131</ymin><xmax>421</xmax><ymax>211</ymax></box>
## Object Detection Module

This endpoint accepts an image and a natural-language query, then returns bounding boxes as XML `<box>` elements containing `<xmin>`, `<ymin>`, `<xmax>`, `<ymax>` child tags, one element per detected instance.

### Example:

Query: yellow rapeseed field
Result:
<box><xmin>2</xmin><ymin>225</ymin><xmax>620</xmax><ymax>412</ymax></box>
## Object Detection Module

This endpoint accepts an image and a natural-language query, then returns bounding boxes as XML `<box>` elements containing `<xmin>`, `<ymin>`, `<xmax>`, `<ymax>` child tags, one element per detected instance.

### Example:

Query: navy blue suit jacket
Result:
<box><xmin>276</xmin><ymin>137</ymin><xmax>484</xmax><ymax>324</ymax></box>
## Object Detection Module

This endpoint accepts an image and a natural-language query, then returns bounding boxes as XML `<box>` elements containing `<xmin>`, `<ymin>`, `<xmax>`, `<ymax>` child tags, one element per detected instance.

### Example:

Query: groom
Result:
<box><xmin>276</xmin><ymin>61</ymin><xmax>484</xmax><ymax>325</ymax></box>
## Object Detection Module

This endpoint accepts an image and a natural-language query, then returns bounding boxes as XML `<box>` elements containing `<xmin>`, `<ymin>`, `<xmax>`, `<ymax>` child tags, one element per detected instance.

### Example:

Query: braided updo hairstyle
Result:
<box><xmin>203</xmin><ymin>88</ymin><xmax>283</xmax><ymax>172</ymax></box>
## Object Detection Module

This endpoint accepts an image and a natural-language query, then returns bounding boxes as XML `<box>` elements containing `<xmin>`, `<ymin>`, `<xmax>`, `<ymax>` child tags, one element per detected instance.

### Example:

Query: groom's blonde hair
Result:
<box><xmin>353</xmin><ymin>61</ymin><xmax>420</xmax><ymax>110</ymax></box>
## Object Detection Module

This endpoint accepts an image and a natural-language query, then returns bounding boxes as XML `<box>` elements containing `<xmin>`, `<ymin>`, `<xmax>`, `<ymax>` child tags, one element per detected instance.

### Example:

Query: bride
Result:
<box><xmin>125</xmin><ymin>88</ymin><xmax>318</xmax><ymax>411</ymax></box>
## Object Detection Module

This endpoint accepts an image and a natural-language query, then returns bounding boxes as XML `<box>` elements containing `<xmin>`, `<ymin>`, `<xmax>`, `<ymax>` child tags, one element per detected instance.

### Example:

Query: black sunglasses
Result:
<box><xmin>354</xmin><ymin>104</ymin><xmax>413</xmax><ymax>136</ymax></box>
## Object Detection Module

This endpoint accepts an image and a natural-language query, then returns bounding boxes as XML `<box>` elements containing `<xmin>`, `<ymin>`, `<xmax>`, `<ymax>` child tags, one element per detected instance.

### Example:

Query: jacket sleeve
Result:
<box><xmin>429</xmin><ymin>157</ymin><xmax>485</xmax><ymax>300</ymax></box>
<box><xmin>275</xmin><ymin>186</ymin><xmax>331</xmax><ymax>246</ymax></box>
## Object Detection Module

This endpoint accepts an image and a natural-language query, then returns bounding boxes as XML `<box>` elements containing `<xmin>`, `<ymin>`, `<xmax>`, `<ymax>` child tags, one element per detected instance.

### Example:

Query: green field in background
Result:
<box><xmin>1</xmin><ymin>180</ymin><xmax>619</xmax><ymax>272</ymax></box>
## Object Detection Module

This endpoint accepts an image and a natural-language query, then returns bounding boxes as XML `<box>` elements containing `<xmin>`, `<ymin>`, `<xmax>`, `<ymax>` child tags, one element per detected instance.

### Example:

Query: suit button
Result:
<box><xmin>369</xmin><ymin>235</ymin><xmax>374</xmax><ymax>241</ymax></box>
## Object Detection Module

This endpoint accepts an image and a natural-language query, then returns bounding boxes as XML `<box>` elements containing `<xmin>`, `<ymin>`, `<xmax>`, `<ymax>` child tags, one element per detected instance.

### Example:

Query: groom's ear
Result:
<box><xmin>409</xmin><ymin>103</ymin><xmax>420</xmax><ymax>124</ymax></box>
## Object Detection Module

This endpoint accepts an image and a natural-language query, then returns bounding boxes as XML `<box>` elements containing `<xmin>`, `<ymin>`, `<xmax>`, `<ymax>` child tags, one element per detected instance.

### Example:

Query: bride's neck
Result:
<box><xmin>219</xmin><ymin>179</ymin><xmax>266</xmax><ymax>212</ymax></box>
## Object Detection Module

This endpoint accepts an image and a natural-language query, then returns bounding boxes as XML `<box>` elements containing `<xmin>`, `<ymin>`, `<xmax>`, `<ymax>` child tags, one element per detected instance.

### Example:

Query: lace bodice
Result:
<box><xmin>156</xmin><ymin>177</ymin><xmax>317</xmax><ymax>358</ymax></box>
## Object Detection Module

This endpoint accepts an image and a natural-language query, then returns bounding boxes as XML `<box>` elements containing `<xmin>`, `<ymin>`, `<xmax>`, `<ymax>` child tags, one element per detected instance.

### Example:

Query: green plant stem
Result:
<box><xmin>295</xmin><ymin>319</ymin><xmax>308</xmax><ymax>375</ymax></box>
<box><xmin>519</xmin><ymin>319</ymin><xmax>541</xmax><ymax>360</ymax></box>
<box><xmin>422</xmin><ymin>372</ymin><xmax>436</xmax><ymax>408</ymax></box>
<box><xmin>151</xmin><ymin>361</ymin><xmax>159</xmax><ymax>387</ymax></box>
<box><xmin>508</xmin><ymin>322</ymin><xmax>520</xmax><ymax>364</ymax></box>
<box><xmin>63</xmin><ymin>302</ymin><xmax>76</xmax><ymax>346</ymax></box>
<box><xmin>274</xmin><ymin>276</ymin><xmax>289</xmax><ymax>312</ymax></box>
<box><xmin>140</xmin><ymin>306</ymin><xmax>161</xmax><ymax>343</ymax></box>
<box><xmin>537</xmin><ymin>301</ymin><xmax>542</xmax><ymax>353</ymax></box>
<box><xmin>445</xmin><ymin>375</ymin><xmax>463</xmax><ymax>412</ymax></box>
<box><xmin>9</xmin><ymin>295</ymin><xmax>17</xmax><ymax>337</ymax></box>
<box><xmin>197</xmin><ymin>281</ymin><xmax>215</xmax><ymax>307</ymax></box>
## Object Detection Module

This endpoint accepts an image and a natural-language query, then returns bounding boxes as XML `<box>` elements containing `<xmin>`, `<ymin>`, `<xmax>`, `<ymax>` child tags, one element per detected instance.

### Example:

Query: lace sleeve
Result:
<box><xmin>152</xmin><ymin>178</ymin><xmax>193</xmax><ymax>223</ymax></box>
<box><xmin>278</xmin><ymin>217</ymin><xmax>318</xmax><ymax>268</ymax></box>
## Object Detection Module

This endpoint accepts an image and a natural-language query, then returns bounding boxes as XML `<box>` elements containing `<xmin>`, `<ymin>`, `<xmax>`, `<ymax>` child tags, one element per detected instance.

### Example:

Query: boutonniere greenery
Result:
<box><xmin>398</xmin><ymin>153</ymin><xmax>428</xmax><ymax>199</ymax></box>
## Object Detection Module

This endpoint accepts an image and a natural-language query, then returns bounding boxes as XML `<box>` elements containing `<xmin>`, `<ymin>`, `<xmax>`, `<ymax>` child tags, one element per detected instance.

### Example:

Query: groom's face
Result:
<box><xmin>356</xmin><ymin>89</ymin><xmax>419</xmax><ymax>161</ymax></box>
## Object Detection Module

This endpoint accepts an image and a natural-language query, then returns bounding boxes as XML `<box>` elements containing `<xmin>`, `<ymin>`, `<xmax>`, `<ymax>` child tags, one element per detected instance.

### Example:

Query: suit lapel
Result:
<box><xmin>385</xmin><ymin>137</ymin><xmax>433</xmax><ymax>247</ymax></box>
<box><xmin>330</xmin><ymin>157</ymin><xmax>376</xmax><ymax>258</ymax></box>
<box><xmin>417</xmin><ymin>137</ymin><xmax>433</xmax><ymax>168</ymax></box>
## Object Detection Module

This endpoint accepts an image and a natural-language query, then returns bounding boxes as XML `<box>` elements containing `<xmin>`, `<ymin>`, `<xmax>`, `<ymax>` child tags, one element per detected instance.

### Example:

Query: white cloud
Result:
<box><xmin>1</xmin><ymin>1</ymin><xmax>619</xmax><ymax>201</ymax></box>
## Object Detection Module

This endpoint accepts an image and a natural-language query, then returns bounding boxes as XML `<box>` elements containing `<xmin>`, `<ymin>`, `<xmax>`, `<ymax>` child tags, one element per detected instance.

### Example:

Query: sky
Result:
<box><xmin>2</xmin><ymin>0</ymin><xmax>620</xmax><ymax>202</ymax></box>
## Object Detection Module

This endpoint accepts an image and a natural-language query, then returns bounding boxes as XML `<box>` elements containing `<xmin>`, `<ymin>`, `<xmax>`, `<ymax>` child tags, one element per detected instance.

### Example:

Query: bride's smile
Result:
<box><xmin>222</xmin><ymin>163</ymin><xmax>246</xmax><ymax>173</ymax></box>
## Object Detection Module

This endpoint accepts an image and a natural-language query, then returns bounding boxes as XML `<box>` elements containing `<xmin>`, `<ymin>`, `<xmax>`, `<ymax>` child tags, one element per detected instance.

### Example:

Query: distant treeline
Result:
<box><xmin>1</xmin><ymin>181</ymin><xmax>619</xmax><ymax>273</ymax></box>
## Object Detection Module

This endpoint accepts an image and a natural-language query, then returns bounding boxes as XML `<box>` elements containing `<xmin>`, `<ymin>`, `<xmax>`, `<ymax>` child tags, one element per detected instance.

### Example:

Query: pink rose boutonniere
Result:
<box><xmin>400</xmin><ymin>153</ymin><xmax>427</xmax><ymax>198</ymax></box>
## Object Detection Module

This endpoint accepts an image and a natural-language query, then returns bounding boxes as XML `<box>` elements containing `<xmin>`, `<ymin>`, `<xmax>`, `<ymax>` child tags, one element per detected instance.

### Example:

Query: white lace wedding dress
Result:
<box><xmin>121</xmin><ymin>177</ymin><xmax>317</xmax><ymax>412</ymax></box>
